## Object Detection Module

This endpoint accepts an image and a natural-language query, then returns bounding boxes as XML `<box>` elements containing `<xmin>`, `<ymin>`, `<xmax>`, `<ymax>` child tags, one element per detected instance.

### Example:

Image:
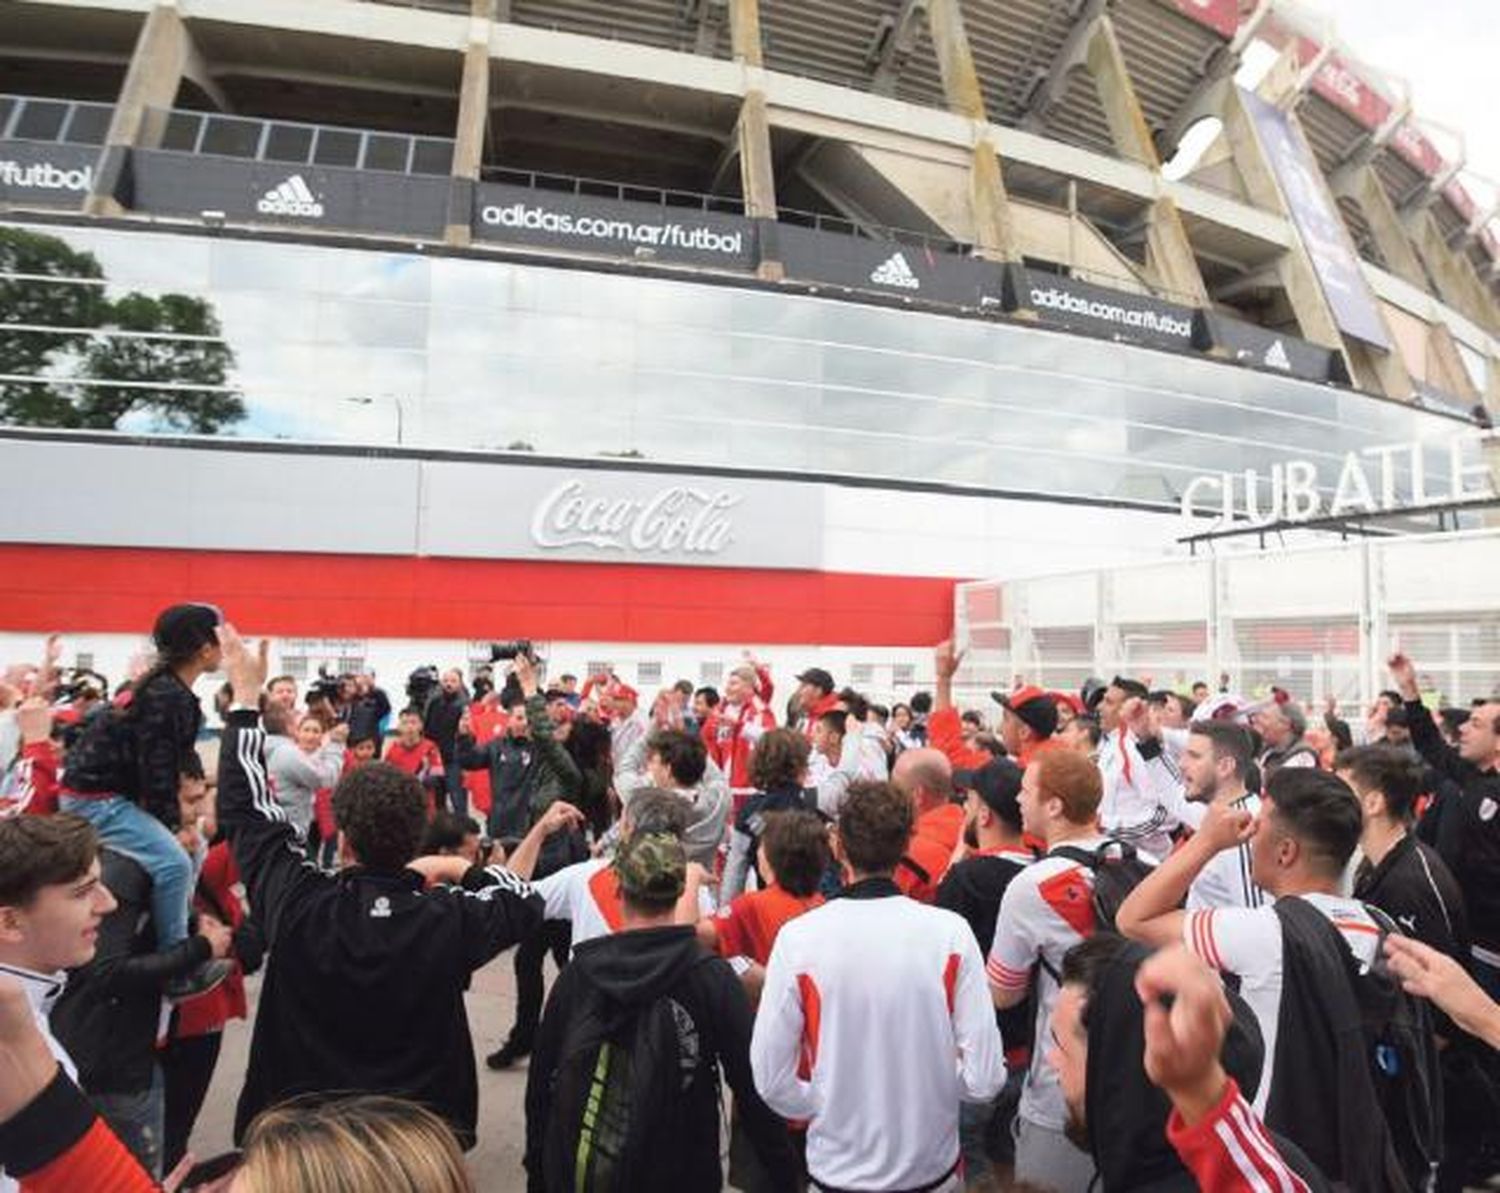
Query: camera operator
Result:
<box><xmin>423</xmin><ymin>669</ymin><xmax>470</xmax><ymax>817</ymax></box>
<box><xmin>346</xmin><ymin>672</ymin><xmax>391</xmax><ymax>748</ymax></box>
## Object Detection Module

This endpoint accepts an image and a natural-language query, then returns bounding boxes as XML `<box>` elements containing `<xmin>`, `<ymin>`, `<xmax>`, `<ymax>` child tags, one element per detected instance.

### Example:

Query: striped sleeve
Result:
<box><xmin>987</xmin><ymin>874</ymin><xmax>1040</xmax><ymax>991</ymax></box>
<box><xmin>1183</xmin><ymin>906</ymin><xmax>1279</xmax><ymax>979</ymax></box>
<box><xmin>1167</xmin><ymin>1078</ymin><xmax>1311</xmax><ymax>1193</ymax></box>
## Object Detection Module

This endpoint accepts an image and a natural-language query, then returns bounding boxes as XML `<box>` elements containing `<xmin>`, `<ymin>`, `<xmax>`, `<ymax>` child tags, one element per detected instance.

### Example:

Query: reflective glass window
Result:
<box><xmin>264</xmin><ymin>124</ymin><xmax>314</xmax><ymax>164</ymax></box>
<box><xmin>312</xmin><ymin>129</ymin><xmax>360</xmax><ymax>167</ymax></box>
<box><xmin>13</xmin><ymin>100</ymin><xmax>67</xmax><ymax>141</ymax></box>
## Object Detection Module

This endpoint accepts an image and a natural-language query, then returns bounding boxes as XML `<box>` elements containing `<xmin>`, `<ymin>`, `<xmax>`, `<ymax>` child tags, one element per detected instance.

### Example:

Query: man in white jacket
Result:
<box><xmin>751</xmin><ymin>779</ymin><xmax>1004</xmax><ymax>1192</ymax></box>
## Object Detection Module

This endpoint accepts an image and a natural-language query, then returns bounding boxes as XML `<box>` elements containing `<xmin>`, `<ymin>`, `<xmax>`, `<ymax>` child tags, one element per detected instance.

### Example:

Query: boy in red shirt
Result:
<box><xmin>690</xmin><ymin>809</ymin><xmax>829</xmax><ymax>996</ymax></box>
<box><xmin>383</xmin><ymin>708</ymin><xmax>446</xmax><ymax>816</ymax></box>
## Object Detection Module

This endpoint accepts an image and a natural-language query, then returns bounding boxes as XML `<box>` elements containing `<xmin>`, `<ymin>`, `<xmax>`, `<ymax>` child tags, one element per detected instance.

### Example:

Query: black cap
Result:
<box><xmin>991</xmin><ymin>687</ymin><xmax>1059</xmax><ymax>739</ymax></box>
<box><xmin>953</xmin><ymin>758</ymin><xmax>1024</xmax><ymax>828</ymax></box>
<box><xmin>796</xmin><ymin>667</ymin><xmax>835</xmax><ymax>693</ymax></box>
<box><xmin>1081</xmin><ymin>676</ymin><xmax>1108</xmax><ymax>711</ymax></box>
<box><xmin>1111</xmin><ymin>675</ymin><xmax>1150</xmax><ymax>700</ymax></box>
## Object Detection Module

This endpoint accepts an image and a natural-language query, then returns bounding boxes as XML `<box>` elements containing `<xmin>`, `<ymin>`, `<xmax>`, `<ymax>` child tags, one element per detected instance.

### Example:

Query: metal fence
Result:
<box><xmin>954</xmin><ymin>528</ymin><xmax>1500</xmax><ymax>710</ymax></box>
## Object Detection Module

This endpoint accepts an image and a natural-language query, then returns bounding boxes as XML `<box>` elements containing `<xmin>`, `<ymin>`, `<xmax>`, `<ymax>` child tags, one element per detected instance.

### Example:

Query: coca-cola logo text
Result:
<box><xmin>529</xmin><ymin>481</ymin><xmax>739</xmax><ymax>555</ymax></box>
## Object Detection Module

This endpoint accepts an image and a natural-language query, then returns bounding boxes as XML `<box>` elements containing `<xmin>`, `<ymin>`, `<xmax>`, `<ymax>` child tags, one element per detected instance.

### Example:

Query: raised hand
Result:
<box><xmin>216</xmin><ymin>624</ymin><xmax>268</xmax><ymax>706</ymax></box>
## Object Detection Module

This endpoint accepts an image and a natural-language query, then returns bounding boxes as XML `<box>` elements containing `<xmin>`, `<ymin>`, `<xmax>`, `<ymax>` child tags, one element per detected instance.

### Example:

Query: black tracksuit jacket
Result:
<box><xmin>216</xmin><ymin>710</ymin><xmax>543</xmax><ymax>1149</ymax></box>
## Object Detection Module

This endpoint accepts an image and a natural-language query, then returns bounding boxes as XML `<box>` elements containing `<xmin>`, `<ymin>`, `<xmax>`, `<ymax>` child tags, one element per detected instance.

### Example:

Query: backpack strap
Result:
<box><xmin>896</xmin><ymin>855</ymin><xmax>931</xmax><ymax>887</ymax></box>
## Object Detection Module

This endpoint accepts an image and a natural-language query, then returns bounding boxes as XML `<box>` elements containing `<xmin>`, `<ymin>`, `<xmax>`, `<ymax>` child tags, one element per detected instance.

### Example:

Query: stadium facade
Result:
<box><xmin>1</xmin><ymin>0</ymin><xmax>1497</xmax><ymax>700</ymax></box>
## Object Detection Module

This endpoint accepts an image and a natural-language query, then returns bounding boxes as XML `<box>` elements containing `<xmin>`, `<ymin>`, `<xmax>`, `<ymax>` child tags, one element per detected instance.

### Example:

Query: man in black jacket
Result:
<box><xmin>1390</xmin><ymin>653</ymin><xmax>1500</xmax><ymax>1000</ymax></box>
<box><xmin>212</xmin><ymin>625</ymin><xmax>579</xmax><ymax>1151</ymax></box>
<box><xmin>524</xmin><ymin>830</ymin><xmax>797</xmax><ymax>1192</ymax></box>
<box><xmin>424</xmin><ymin>668</ymin><xmax>470</xmax><ymax>817</ymax></box>
<box><xmin>50</xmin><ymin>849</ymin><xmax>232</xmax><ymax>1177</ymax></box>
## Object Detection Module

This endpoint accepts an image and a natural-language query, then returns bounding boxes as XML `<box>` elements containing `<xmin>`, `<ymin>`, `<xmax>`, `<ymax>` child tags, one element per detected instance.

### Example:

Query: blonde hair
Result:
<box><xmin>237</xmin><ymin>1096</ymin><xmax>474</xmax><ymax>1193</ymax></box>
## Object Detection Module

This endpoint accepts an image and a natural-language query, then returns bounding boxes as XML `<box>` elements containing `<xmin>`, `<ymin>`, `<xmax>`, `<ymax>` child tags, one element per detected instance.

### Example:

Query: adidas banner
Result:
<box><xmin>127</xmin><ymin>150</ymin><xmax>449</xmax><ymax>238</ymax></box>
<box><xmin>775</xmin><ymin>224</ymin><xmax>1006</xmax><ymax>309</ymax></box>
<box><xmin>0</xmin><ymin>140</ymin><xmax>97</xmax><ymax>208</ymax></box>
<box><xmin>1021</xmin><ymin>268</ymin><xmax>1196</xmax><ymax>353</ymax></box>
<box><xmin>472</xmin><ymin>182</ymin><xmax>757</xmax><ymax>271</ymax></box>
<box><xmin>1192</xmin><ymin>309</ymin><xmax>1346</xmax><ymax>385</ymax></box>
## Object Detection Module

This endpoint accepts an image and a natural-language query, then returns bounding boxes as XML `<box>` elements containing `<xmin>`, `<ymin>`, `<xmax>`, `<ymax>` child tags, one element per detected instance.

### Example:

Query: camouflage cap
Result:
<box><xmin>613</xmin><ymin>831</ymin><xmax>686</xmax><ymax>904</ymax></box>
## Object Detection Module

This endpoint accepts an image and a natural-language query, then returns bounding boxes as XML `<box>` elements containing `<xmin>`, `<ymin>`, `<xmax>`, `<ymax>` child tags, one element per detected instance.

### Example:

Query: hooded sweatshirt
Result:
<box><xmin>1084</xmin><ymin>940</ymin><xmax>1329</xmax><ymax>1193</ymax></box>
<box><xmin>523</xmin><ymin>925</ymin><xmax>795</xmax><ymax>1193</ymax></box>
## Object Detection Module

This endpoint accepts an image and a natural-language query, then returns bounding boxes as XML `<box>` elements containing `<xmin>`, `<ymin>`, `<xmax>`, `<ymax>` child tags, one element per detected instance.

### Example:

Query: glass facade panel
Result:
<box><xmin>13</xmin><ymin>100</ymin><xmax>67</xmax><ymax>141</ymax></box>
<box><xmin>199</xmin><ymin>116</ymin><xmax>261</xmax><ymax>158</ymax></box>
<box><xmin>160</xmin><ymin>111</ymin><xmax>202</xmax><ymax>152</ymax></box>
<box><xmin>61</xmin><ymin>104</ymin><xmax>111</xmax><ymax>145</ymax></box>
<box><xmin>0</xmin><ymin>220</ymin><xmax>1481</xmax><ymax>517</ymax></box>
<box><xmin>361</xmin><ymin>134</ymin><xmax>409</xmax><ymax>173</ymax></box>
<box><xmin>312</xmin><ymin>128</ymin><xmax>360</xmax><ymax>167</ymax></box>
<box><xmin>410</xmin><ymin>138</ymin><xmax>453</xmax><ymax>175</ymax></box>
<box><xmin>264</xmin><ymin>123</ymin><xmax>314</xmax><ymax>164</ymax></box>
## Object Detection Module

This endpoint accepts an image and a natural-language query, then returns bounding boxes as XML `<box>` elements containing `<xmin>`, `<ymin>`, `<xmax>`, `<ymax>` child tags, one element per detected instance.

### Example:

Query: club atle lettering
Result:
<box><xmin>530</xmin><ymin>480</ymin><xmax>739</xmax><ymax>555</ymax></box>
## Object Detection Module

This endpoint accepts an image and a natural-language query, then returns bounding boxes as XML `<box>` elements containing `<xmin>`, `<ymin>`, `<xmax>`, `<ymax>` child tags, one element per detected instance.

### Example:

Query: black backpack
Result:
<box><xmin>1271</xmin><ymin>897</ymin><xmax>1443</xmax><ymax>1193</ymax></box>
<box><xmin>542</xmin><ymin>964</ymin><xmax>716</xmax><ymax>1193</ymax></box>
<box><xmin>1050</xmin><ymin>838</ymin><xmax>1155</xmax><ymax>932</ymax></box>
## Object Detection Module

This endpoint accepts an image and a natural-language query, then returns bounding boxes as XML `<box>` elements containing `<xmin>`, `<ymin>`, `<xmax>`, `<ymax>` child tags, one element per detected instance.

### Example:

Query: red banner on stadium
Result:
<box><xmin>1161</xmin><ymin>0</ymin><xmax>1241</xmax><ymax>40</ymax></box>
<box><xmin>1390</xmin><ymin>122</ymin><xmax>1446</xmax><ymax>179</ymax></box>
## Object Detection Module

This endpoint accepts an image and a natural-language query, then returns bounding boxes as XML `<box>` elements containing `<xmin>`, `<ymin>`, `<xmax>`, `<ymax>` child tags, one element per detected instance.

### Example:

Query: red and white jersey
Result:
<box><xmin>986</xmin><ymin>836</ymin><xmax>1107</xmax><ymax>1131</ymax></box>
<box><xmin>533</xmin><ymin>858</ymin><xmax>623</xmax><ymax>948</ymax></box>
<box><xmin>1182</xmin><ymin>893</ymin><xmax>1381</xmax><ymax>1115</ymax></box>
<box><xmin>534</xmin><ymin>856</ymin><xmax>716</xmax><ymax>950</ymax></box>
<box><xmin>701</xmin><ymin>698</ymin><xmax>775</xmax><ymax>792</ymax></box>
<box><xmin>750</xmin><ymin>879</ymin><xmax>1005</xmax><ymax>1192</ymax></box>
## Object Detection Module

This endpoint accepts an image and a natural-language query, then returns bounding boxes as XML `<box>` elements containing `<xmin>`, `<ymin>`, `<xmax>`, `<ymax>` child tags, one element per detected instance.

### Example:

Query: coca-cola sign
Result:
<box><xmin>418</xmin><ymin>462</ymin><xmax>822</xmax><ymax>570</ymax></box>
<box><xmin>530</xmin><ymin>481</ymin><xmax>739</xmax><ymax>555</ymax></box>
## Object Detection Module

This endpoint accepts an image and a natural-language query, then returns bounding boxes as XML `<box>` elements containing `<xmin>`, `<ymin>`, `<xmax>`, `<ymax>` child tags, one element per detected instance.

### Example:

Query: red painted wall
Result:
<box><xmin>0</xmin><ymin>545</ymin><xmax>959</xmax><ymax>646</ymax></box>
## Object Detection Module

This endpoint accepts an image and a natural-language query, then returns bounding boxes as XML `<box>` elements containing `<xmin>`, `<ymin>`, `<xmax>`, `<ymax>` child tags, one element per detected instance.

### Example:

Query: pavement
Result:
<box><xmin>187</xmin><ymin>952</ymin><xmax>543</xmax><ymax>1192</ymax></box>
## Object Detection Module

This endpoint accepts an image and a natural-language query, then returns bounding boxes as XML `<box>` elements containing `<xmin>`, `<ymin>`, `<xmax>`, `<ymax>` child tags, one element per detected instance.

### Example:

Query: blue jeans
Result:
<box><xmin>61</xmin><ymin>795</ymin><xmax>191</xmax><ymax>949</ymax></box>
<box><xmin>94</xmin><ymin>1063</ymin><xmax>165</xmax><ymax>1179</ymax></box>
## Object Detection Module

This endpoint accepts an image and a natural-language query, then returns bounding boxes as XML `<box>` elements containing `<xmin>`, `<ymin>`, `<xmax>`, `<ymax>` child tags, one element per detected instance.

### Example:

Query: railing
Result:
<box><xmin>479</xmin><ymin>165</ymin><xmax>745</xmax><ymax>214</ymax></box>
<box><xmin>153</xmin><ymin>107</ymin><xmax>453</xmax><ymax>177</ymax></box>
<box><xmin>0</xmin><ymin>94</ymin><xmax>113</xmax><ymax>146</ymax></box>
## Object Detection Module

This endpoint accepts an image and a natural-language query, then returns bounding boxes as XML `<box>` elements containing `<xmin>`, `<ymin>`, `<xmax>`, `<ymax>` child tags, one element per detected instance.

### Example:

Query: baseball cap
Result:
<box><xmin>1049</xmin><ymin>690</ymin><xmax>1084</xmax><ymax>717</ymax></box>
<box><xmin>991</xmin><ymin>686</ymin><xmax>1059</xmax><ymax>738</ymax></box>
<box><xmin>1081</xmin><ymin>676</ymin><xmax>1108</xmax><ymax>712</ymax></box>
<box><xmin>613</xmin><ymin>831</ymin><xmax>686</xmax><ymax>903</ymax></box>
<box><xmin>953</xmin><ymin>758</ymin><xmax>1024</xmax><ymax>825</ymax></box>
<box><xmin>796</xmin><ymin>668</ymin><xmax>835</xmax><ymax>693</ymax></box>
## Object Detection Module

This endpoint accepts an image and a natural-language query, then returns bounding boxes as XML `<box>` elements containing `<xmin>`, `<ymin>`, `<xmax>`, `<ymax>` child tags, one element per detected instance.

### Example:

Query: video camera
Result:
<box><xmin>489</xmin><ymin>640</ymin><xmax>540</xmax><ymax>664</ymax></box>
<box><xmin>54</xmin><ymin>667</ymin><xmax>108</xmax><ymax>704</ymax></box>
<box><xmin>406</xmin><ymin>664</ymin><xmax>441</xmax><ymax>709</ymax></box>
<box><xmin>307</xmin><ymin>666</ymin><xmax>344</xmax><ymax>706</ymax></box>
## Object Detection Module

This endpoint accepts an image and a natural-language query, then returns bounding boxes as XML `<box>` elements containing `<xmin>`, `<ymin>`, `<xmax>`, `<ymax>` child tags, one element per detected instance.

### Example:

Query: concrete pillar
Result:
<box><xmin>729</xmin><ymin>0</ymin><xmax>763</xmax><ymax>68</ymax></box>
<box><xmin>1333</xmin><ymin>164</ymin><xmax>1427</xmax><ymax>290</ymax></box>
<box><xmin>927</xmin><ymin>0</ymin><xmax>1019</xmax><ymax>262</ymax></box>
<box><xmin>1083</xmin><ymin>15</ymin><xmax>1208</xmax><ymax>304</ymax></box>
<box><xmin>445</xmin><ymin>0</ymin><xmax>495</xmax><ymax>246</ymax></box>
<box><xmin>727</xmin><ymin>0</ymin><xmax>779</xmax><ymax>277</ymax></box>
<box><xmin>1405</xmin><ymin>208</ymin><xmax>1500</xmax><ymax>336</ymax></box>
<box><xmin>86</xmin><ymin>0</ymin><xmax>200</xmax><ymax>215</ymax></box>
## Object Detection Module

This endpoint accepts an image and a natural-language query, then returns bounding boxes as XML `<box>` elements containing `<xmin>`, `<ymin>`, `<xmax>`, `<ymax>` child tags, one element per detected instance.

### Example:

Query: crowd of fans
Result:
<box><xmin>0</xmin><ymin>604</ymin><xmax>1498</xmax><ymax>1193</ymax></box>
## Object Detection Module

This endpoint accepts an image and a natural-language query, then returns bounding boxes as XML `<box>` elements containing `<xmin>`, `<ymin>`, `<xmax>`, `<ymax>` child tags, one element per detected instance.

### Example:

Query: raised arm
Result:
<box><xmin>1116</xmin><ymin>800</ymin><xmax>1254</xmax><ymax>947</ymax></box>
<box><xmin>214</xmin><ymin>625</ymin><xmax>325</xmax><ymax>944</ymax></box>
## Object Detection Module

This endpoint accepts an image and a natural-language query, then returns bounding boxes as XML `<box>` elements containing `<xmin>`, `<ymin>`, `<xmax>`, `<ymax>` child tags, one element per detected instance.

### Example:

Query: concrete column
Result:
<box><xmin>86</xmin><ymin>0</ymin><xmax>200</xmax><ymax>215</ymax></box>
<box><xmin>1333</xmin><ymin>164</ymin><xmax>1428</xmax><ymax>290</ymax></box>
<box><xmin>927</xmin><ymin>0</ymin><xmax>1019</xmax><ymax>262</ymax></box>
<box><xmin>729</xmin><ymin>0</ymin><xmax>763</xmax><ymax>68</ymax></box>
<box><xmin>445</xmin><ymin>0</ymin><xmax>495</xmax><ymax>246</ymax></box>
<box><xmin>1405</xmin><ymin>208</ymin><xmax>1500</xmax><ymax>335</ymax></box>
<box><xmin>1084</xmin><ymin>15</ymin><xmax>1209</xmax><ymax>304</ymax></box>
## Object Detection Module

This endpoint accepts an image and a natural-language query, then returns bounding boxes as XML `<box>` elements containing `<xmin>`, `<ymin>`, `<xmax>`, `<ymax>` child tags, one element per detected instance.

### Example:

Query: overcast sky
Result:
<box><xmin>1313</xmin><ymin>0</ymin><xmax>1497</xmax><ymax>204</ymax></box>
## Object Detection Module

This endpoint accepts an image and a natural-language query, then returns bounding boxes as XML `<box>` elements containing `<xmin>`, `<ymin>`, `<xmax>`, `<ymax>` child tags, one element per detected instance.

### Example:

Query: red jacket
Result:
<box><xmin>895</xmin><ymin>802</ymin><xmax>965</xmax><ymax>903</ymax></box>
<box><xmin>8</xmin><ymin>740</ymin><xmax>60</xmax><ymax>816</ymax></box>
<box><xmin>927</xmin><ymin>706</ymin><xmax>990</xmax><ymax>773</ymax></box>
<box><xmin>701</xmin><ymin>698</ymin><xmax>776</xmax><ymax>791</ymax></box>
<box><xmin>463</xmin><ymin>698</ymin><xmax>505</xmax><ymax>818</ymax></box>
<box><xmin>175</xmin><ymin>842</ymin><xmax>253</xmax><ymax>1038</ymax></box>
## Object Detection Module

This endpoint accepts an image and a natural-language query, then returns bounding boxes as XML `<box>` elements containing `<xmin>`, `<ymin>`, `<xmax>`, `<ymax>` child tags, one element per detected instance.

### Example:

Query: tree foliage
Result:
<box><xmin>0</xmin><ymin>226</ymin><xmax>244</xmax><ymax>433</ymax></box>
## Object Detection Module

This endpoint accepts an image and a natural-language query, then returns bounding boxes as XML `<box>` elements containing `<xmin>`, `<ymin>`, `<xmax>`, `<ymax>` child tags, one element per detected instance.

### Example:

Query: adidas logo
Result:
<box><xmin>870</xmin><ymin>251</ymin><xmax>920</xmax><ymax>290</ymax></box>
<box><xmin>1264</xmin><ymin>339</ymin><xmax>1291</xmax><ymax>371</ymax></box>
<box><xmin>256</xmin><ymin>174</ymin><xmax>324</xmax><ymax>218</ymax></box>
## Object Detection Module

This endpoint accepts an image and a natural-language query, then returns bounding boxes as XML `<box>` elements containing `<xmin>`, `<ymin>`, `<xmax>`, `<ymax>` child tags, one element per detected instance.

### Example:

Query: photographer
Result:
<box><xmin>423</xmin><ymin>669</ymin><xmax>470</xmax><ymax>817</ymax></box>
<box><xmin>457</xmin><ymin>650</ymin><xmax>588</xmax><ymax>1071</ymax></box>
<box><xmin>345</xmin><ymin>673</ymin><xmax>391</xmax><ymax>749</ymax></box>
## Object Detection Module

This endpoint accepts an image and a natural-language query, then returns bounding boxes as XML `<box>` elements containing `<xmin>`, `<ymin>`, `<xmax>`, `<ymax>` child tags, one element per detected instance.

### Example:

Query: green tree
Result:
<box><xmin>0</xmin><ymin>225</ymin><xmax>243</xmax><ymax>432</ymax></box>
